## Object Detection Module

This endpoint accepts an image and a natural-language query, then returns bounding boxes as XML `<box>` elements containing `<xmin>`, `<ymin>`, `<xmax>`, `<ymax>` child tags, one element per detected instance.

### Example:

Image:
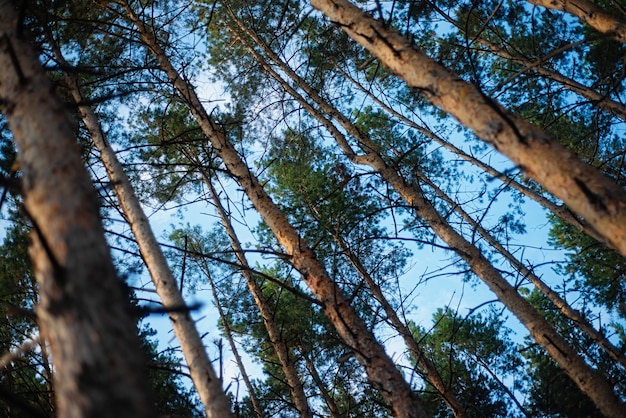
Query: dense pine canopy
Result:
<box><xmin>0</xmin><ymin>0</ymin><xmax>625</xmax><ymax>417</ymax></box>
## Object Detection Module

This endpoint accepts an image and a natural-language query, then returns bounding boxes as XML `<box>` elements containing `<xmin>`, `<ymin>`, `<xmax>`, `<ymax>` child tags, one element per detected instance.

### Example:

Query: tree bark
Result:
<box><xmin>227</xmin><ymin>15</ymin><xmax>626</xmax><ymax>416</ymax></box>
<box><xmin>0</xmin><ymin>2</ymin><xmax>155</xmax><ymax>417</ymax></box>
<box><xmin>119</xmin><ymin>2</ymin><xmax>429</xmax><ymax>417</ymax></box>
<box><xmin>199</xmin><ymin>163</ymin><xmax>311</xmax><ymax>418</ymax></box>
<box><xmin>526</xmin><ymin>0</ymin><xmax>626</xmax><ymax>43</ymax></box>
<box><xmin>309</xmin><ymin>0</ymin><xmax>626</xmax><ymax>259</ymax></box>
<box><xmin>44</xmin><ymin>29</ymin><xmax>233</xmax><ymax>418</ymax></box>
<box><xmin>200</xmin><ymin>255</ymin><xmax>265</xmax><ymax>418</ymax></box>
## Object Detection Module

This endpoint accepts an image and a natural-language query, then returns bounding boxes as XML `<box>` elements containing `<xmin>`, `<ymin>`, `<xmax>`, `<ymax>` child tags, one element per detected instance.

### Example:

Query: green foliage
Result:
<box><xmin>4</xmin><ymin>0</ymin><xmax>626</xmax><ymax>415</ymax></box>
<box><xmin>139</xmin><ymin>326</ymin><xmax>203</xmax><ymax>417</ymax></box>
<box><xmin>410</xmin><ymin>308</ymin><xmax>524</xmax><ymax>417</ymax></box>
<box><xmin>519</xmin><ymin>289</ymin><xmax>621</xmax><ymax>417</ymax></box>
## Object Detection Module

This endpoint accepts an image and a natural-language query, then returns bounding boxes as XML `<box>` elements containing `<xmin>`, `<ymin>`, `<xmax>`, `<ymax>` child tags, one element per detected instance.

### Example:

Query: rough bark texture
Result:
<box><xmin>47</xmin><ymin>33</ymin><xmax>233</xmax><ymax>418</ymax></box>
<box><xmin>527</xmin><ymin>0</ymin><xmax>626</xmax><ymax>43</ymax></box>
<box><xmin>225</xmin><ymin>18</ymin><xmax>465</xmax><ymax>417</ymax></box>
<box><xmin>0</xmin><ymin>2</ymin><xmax>155</xmax><ymax>417</ymax></box>
<box><xmin>309</xmin><ymin>0</ymin><xmax>626</xmax><ymax>260</ymax></box>
<box><xmin>121</xmin><ymin>3</ymin><xmax>429</xmax><ymax>417</ymax></box>
<box><xmin>230</xmin><ymin>11</ymin><xmax>625</xmax><ymax>415</ymax></box>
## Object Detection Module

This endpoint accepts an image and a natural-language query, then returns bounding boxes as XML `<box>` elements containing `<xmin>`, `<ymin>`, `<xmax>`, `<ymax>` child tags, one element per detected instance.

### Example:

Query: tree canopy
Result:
<box><xmin>0</xmin><ymin>0</ymin><xmax>625</xmax><ymax>417</ymax></box>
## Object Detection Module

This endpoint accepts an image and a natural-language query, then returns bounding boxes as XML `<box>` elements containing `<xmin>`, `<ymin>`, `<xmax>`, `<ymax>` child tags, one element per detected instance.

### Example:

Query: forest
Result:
<box><xmin>0</xmin><ymin>0</ymin><xmax>625</xmax><ymax>417</ymax></box>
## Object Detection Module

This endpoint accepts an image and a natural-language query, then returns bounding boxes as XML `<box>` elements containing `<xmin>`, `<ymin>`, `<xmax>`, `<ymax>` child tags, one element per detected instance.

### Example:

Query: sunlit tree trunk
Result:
<box><xmin>118</xmin><ymin>2</ymin><xmax>429</xmax><ymax>417</ymax></box>
<box><xmin>309</xmin><ymin>0</ymin><xmax>626</xmax><ymax>260</ymax></box>
<box><xmin>526</xmin><ymin>0</ymin><xmax>626</xmax><ymax>43</ymax></box>
<box><xmin>0</xmin><ymin>2</ymin><xmax>155</xmax><ymax>417</ymax></box>
<box><xmin>229</xmin><ymin>12</ymin><xmax>625</xmax><ymax>415</ymax></box>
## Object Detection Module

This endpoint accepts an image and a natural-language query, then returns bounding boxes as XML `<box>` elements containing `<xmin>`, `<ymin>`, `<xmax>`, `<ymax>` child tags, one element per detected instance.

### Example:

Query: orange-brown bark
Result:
<box><xmin>527</xmin><ymin>0</ymin><xmax>626</xmax><ymax>43</ymax></box>
<box><xmin>309</xmin><ymin>0</ymin><xmax>626</xmax><ymax>261</ymax></box>
<box><xmin>120</xmin><ymin>2</ymin><xmax>429</xmax><ymax>417</ymax></box>
<box><xmin>0</xmin><ymin>2</ymin><xmax>155</xmax><ymax>417</ymax></box>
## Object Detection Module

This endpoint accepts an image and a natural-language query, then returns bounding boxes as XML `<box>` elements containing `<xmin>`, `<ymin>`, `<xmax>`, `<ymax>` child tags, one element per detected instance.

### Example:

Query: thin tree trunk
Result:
<box><xmin>0</xmin><ymin>2</ymin><xmax>155</xmax><ymax>417</ymax></box>
<box><xmin>336</xmin><ymin>64</ymin><xmax>611</xmax><ymax>246</ymax></box>
<box><xmin>119</xmin><ymin>3</ymin><xmax>429</xmax><ymax>417</ymax></box>
<box><xmin>418</xmin><ymin>170</ymin><xmax>626</xmax><ymax>370</ymax></box>
<box><xmin>198</xmin><ymin>161</ymin><xmax>312</xmax><ymax>418</ymax></box>
<box><xmin>199</xmin><ymin>256</ymin><xmax>265</xmax><ymax>418</ymax></box>
<box><xmin>300</xmin><ymin>349</ymin><xmax>341</xmax><ymax>418</ymax></box>
<box><xmin>332</xmin><ymin>229</ymin><xmax>467</xmax><ymax>418</ymax></box>
<box><xmin>309</xmin><ymin>0</ymin><xmax>626</xmax><ymax>259</ymax></box>
<box><xmin>526</xmin><ymin>0</ymin><xmax>626</xmax><ymax>43</ymax></box>
<box><xmin>229</xmin><ymin>18</ymin><xmax>626</xmax><ymax>416</ymax></box>
<box><xmin>44</xmin><ymin>29</ymin><xmax>233</xmax><ymax>418</ymax></box>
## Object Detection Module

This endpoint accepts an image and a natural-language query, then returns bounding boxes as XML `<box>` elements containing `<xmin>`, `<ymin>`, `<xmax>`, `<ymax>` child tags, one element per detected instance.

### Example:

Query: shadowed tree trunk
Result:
<box><xmin>0</xmin><ymin>2</ymin><xmax>155</xmax><ymax>417</ymax></box>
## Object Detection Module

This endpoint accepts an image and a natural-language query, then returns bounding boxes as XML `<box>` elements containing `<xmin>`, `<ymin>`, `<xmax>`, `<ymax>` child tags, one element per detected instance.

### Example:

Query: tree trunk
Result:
<box><xmin>119</xmin><ymin>2</ymin><xmax>429</xmax><ymax>417</ymax></box>
<box><xmin>0</xmin><ymin>2</ymin><xmax>155</xmax><ymax>417</ymax></box>
<box><xmin>301</xmin><ymin>349</ymin><xmax>341</xmax><ymax>418</ymax></box>
<box><xmin>199</xmin><ymin>162</ymin><xmax>311</xmax><ymax>418</ymax></box>
<box><xmin>44</xmin><ymin>28</ymin><xmax>233</xmax><ymax>418</ymax></box>
<box><xmin>227</xmin><ymin>15</ymin><xmax>626</xmax><ymax>416</ymax></box>
<box><xmin>309</xmin><ymin>0</ymin><xmax>626</xmax><ymax>259</ymax></box>
<box><xmin>526</xmin><ymin>0</ymin><xmax>626</xmax><ymax>43</ymax></box>
<box><xmin>418</xmin><ymin>171</ymin><xmax>626</xmax><ymax>370</ymax></box>
<box><xmin>200</xmin><ymin>254</ymin><xmax>265</xmax><ymax>418</ymax></box>
<box><xmin>336</xmin><ymin>64</ymin><xmax>610</xmax><ymax>246</ymax></box>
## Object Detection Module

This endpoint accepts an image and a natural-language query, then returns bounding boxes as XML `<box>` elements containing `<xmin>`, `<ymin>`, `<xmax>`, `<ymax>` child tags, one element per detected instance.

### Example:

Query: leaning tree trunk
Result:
<box><xmin>198</xmin><ymin>163</ymin><xmax>312</xmax><ymax>418</ymax></box>
<box><xmin>44</xmin><ymin>29</ymin><xmax>233</xmax><ymax>418</ymax></box>
<box><xmin>228</xmin><ymin>18</ymin><xmax>625</xmax><ymax>416</ymax></box>
<box><xmin>0</xmin><ymin>2</ymin><xmax>155</xmax><ymax>417</ymax></box>
<box><xmin>336</xmin><ymin>65</ymin><xmax>609</xmax><ymax>245</ymax></box>
<box><xmin>309</xmin><ymin>0</ymin><xmax>626</xmax><ymax>259</ymax></box>
<box><xmin>199</xmin><ymin>254</ymin><xmax>265</xmax><ymax>418</ymax></box>
<box><xmin>526</xmin><ymin>0</ymin><xmax>626</xmax><ymax>44</ymax></box>
<box><xmin>118</xmin><ymin>2</ymin><xmax>429</xmax><ymax>417</ymax></box>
